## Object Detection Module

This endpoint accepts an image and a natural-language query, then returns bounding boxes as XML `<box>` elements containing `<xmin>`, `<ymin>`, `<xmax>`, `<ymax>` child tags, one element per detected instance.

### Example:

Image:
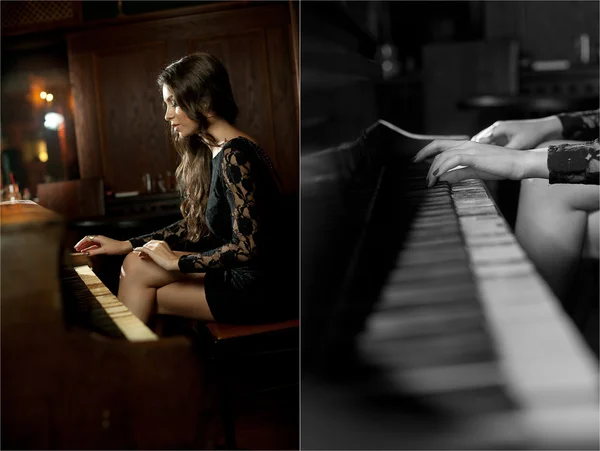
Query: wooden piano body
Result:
<box><xmin>1</xmin><ymin>201</ymin><xmax>207</xmax><ymax>449</ymax></box>
<box><xmin>301</xmin><ymin>3</ymin><xmax>598</xmax><ymax>449</ymax></box>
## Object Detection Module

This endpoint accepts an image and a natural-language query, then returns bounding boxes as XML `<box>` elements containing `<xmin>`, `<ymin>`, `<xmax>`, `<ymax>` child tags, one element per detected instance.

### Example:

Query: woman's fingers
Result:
<box><xmin>472</xmin><ymin>122</ymin><xmax>510</xmax><ymax>146</ymax></box>
<box><xmin>74</xmin><ymin>235</ymin><xmax>103</xmax><ymax>251</ymax></box>
<box><xmin>413</xmin><ymin>139</ymin><xmax>465</xmax><ymax>163</ymax></box>
<box><xmin>426</xmin><ymin>146</ymin><xmax>477</xmax><ymax>181</ymax></box>
<box><xmin>472</xmin><ymin>124</ymin><xmax>495</xmax><ymax>143</ymax></box>
<box><xmin>79</xmin><ymin>244</ymin><xmax>101</xmax><ymax>253</ymax></box>
<box><xmin>429</xmin><ymin>151</ymin><xmax>523</xmax><ymax>186</ymax></box>
<box><xmin>438</xmin><ymin>167</ymin><xmax>502</xmax><ymax>184</ymax></box>
<box><xmin>427</xmin><ymin>154</ymin><xmax>475</xmax><ymax>187</ymax></box>
<box><xmin>86</xmin><ymin>248</ymin><xmax>102</xmax><ymax>257</ymax></box>
<box><xmin>74</xmin><ymin>237</ymin><xmax>92</xmax><ymax>251</ymax></box>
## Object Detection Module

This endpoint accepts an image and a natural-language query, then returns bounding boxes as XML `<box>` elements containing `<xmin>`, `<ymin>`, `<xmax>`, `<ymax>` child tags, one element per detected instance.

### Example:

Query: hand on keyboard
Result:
<box><xmin>413</xmin><ymin>140</ymin><xmax>549</xmax><ymax>187</ymax></box>
<box><xmin>74</xmin><ymin>235</ymin><xmax>133</xmax><ymax>256</ymax></box>
<box><xmin>471</xmin><ymin>116</ymin><xmax>563</xmax><ymax>149</ymax></box>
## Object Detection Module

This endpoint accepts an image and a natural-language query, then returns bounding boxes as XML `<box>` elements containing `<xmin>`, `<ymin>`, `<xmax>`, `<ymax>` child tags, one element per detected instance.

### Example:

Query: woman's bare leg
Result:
<box><xmin>117</xmin><ymin>251</ymin><xmax>209</xmax><ymax>323</ymax></box>
<box><xmin>156</xmin><ymin>281</ymin><xmax>215</xmax><ymax>321</ymax></box>
<box><xmin>516</xmin><ymin>177</ymin><xmax>599</xmax><ymax>302</ymax></box>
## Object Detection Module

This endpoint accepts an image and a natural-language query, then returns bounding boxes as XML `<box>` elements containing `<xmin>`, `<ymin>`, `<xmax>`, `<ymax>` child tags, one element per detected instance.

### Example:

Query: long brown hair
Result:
<box><xmin>158</xmin><ymin>53</ymin><xmax>239</xmax><ymax>241</ymax></box>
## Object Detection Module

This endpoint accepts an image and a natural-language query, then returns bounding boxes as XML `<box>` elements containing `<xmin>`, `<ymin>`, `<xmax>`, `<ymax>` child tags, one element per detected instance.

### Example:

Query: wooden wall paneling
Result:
<box><xmin>228</xmin><ymin>32</ymin><xmax>275</xmax><ymax>170</ymax></box>
<box><xmin>190</xmin><ymin>33</ymin><xmax>277</xmax><ymax>182</ymax></box>
<box><xmin>69</xmin><ymin>52</ymin><xmax>104</xmax><ymax>179</ymax></box>
<box><xmin>68</xmin><ymin>2</ymin><xmax>296</xmax><ymax>194</ymax></box>
<box><xmin>93</xmin><ymin>42</ymin><xmax>169</xmax><ymax>192</ymax></box>
<box><xmin>265</xmin><ymin>25</ymin><xmax>299</xmax><ymax>193</ymax></box>
<box><xmin>288</xmin><ymin>0</ymin><xmax>300</xmax><ymax>105</ymax></box>
<box><xmin>68</xmin><ymin>4</ymin><xmax>290</xmax><ymax>53</ymax></box>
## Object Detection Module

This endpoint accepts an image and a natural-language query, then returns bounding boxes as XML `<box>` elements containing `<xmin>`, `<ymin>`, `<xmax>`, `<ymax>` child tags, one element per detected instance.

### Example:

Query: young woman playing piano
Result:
<box><xmin>414</xmin><ymin>109</ymin><xmax>599</xmax><ymax>302</ymax></box>
<box><xmin>74</xmin><ymin>53</ymin><xmax>289</xmax><ymax>325</ymax></box>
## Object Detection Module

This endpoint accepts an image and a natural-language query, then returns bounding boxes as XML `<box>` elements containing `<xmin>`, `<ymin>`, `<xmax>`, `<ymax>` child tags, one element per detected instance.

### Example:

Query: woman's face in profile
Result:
<box><xmin>162</xmin><ymin>84</ymin><xmax>198</xmax><ymax>138</ymax></box>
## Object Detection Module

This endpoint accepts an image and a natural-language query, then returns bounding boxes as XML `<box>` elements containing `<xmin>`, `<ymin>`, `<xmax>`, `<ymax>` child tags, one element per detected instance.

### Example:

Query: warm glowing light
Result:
<box><xmin>40</xmin><ymin>91</ymin><xmax>47</xmax><ymax>99</ymax></box>
<box><xmin>46</xmin><ymin>93</ymin><xmax>54</xmax><ymax>102</ymax></box>
<box><xmin>37</xmin><ymin>140</ymin><xmax>48</xmax><ymax>162</ymax></box>
<box><xmin>44</xmin><ymin>112</ymin><xmax>64</xmax><ymax>130</ymax></box>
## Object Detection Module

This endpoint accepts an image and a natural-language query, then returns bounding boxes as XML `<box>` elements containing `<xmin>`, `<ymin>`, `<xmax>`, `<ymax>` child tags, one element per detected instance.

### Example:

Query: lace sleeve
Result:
<box><xmin>548</xmin><ymin>139</ymin><xmax>599</xmax><ymax>185</ymax></box>
<box><xmin>128</xmin><ymin>220</ymin><xmax>188</xmax><ymax>250</ymax></box>
<box><xmin>177</xmin><ymin>147</ymin><xmax>261</xmax><ymax>273</ymax></box>
<box><xmin>557</xmin><ymin>109</ymin><xmax>599</xmax><ymax>141</ymax></box>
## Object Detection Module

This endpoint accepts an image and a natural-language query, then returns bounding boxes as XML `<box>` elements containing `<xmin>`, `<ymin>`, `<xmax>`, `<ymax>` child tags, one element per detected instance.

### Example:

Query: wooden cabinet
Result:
<box><xmin>68</xmin><ymin>1</ymin><xmax>298</xmax><ymax>194</ymax></box>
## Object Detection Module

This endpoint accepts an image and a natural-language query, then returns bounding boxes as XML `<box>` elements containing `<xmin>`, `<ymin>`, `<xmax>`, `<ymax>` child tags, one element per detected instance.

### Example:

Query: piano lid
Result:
<box><xmin>1</xmin><ymin>200</ymin><xmax>63</xmax><ymax>231</ymax></box>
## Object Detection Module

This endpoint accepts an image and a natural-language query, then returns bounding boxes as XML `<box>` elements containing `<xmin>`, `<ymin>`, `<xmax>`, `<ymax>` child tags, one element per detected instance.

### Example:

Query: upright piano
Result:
<box><xmin>1</xmin><ymin>200</ymin><xmax>207</xmax><ymax>449</ymax></box>
<box><xmin>300</xmin><ymin>3</ymin><xmax>599</xmax><ymax>449</ymax></box>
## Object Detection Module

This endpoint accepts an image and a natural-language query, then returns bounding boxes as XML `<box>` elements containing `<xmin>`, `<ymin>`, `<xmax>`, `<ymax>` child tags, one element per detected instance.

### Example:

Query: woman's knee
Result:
<box><xmin>520</xmin><ymin>177</ymin><xmax>599</xmax><ymax>212</ymax></box>
<box><xmin>120</xmin><ymin>252</ymin><xmax>168</xmax><ymax>286</ymax></box>
<box><xmin>121</xmin><ymin>252</ymin><xmax>143</xmax><ymax>278</ymax></box>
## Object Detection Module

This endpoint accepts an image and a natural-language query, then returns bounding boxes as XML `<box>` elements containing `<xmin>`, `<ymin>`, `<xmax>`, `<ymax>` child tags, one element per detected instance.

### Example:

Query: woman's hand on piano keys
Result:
<box><xmin>74</xmin><ymin>235</ymin><xmax>134</xmax><ymax>256</ymax></box>
<box><xmin>133</xmin><ymin>240</ymin><xmax>180</xmax><ymax>271</ymax></box>
<box><xmin>414</xmin><ymin>140</ymin><xmax>549</xmax><ymax>187</ymax></box>
<box><xmin>471</xmin><ymin>116</ymin><xmax>563</xmax><ymax>149</ymax></box>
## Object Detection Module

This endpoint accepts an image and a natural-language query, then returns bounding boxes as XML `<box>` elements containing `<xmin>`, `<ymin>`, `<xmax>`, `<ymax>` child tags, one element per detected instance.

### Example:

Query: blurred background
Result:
<box><xmin>303</xmin><ymin>0</ymin><xmax>599</xmax><ymax>147</ymax></box>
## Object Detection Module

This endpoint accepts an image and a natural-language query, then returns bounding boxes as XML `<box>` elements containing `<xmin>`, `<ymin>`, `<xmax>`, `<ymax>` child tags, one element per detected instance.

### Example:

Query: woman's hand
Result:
<box><xmin>472</xmin><ymin>116</ymin><xmax>563</xmax><ymax>149</ymax></box>
<box><xmin>133</xmin><ymin>240</ymin><xmax>180</xmax><ymax>271</ymax></box>
<box><xmin>414</xmin><ymin>140</ymin><xmax>549</xmax><ymax>186</ymax></box>
<box><xmin>74</xmin><ymin>235</ymin><xmax>133</xmax><ymax>256</ymax></box>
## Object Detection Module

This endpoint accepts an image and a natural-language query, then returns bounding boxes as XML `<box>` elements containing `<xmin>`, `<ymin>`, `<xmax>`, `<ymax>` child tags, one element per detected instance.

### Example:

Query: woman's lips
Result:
<box><xmin>173</xmin><ymin>124</ymin><xmax>181</xmax><ymax>131</ymax></box>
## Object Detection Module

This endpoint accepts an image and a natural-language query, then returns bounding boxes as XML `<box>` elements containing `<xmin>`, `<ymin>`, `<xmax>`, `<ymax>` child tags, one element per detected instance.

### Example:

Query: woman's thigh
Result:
<box><xmin>585</xmin><ymin>210</ymin><xmax>599</xmax><ymax>259</ymax></box>
<box><xmin>516</xmin><ymin>178</ymin><xmax>599</xmax><ymax>297</ymax></box>
<box><xmin>120</xmin><ymin>251</ymin><xmax>205</xmax><ymax>286</ymax></box>
<box><xmin>156</xmin><ymin>280</ymin><xmax>214</xmax><ymax>321</ymax></box>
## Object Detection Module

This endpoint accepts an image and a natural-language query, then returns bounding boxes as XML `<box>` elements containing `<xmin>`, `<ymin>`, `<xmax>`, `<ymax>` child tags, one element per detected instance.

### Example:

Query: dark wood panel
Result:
<box><xmin>190</xmin><ymin>32</ymin><xmax>277</xmax><ymax>184</ymax></box>
<box><xmin>94</xmin><ymin>42</ymin><xmax>169</xmax><ymax>192</ymax></box>
<box><xmin>67</xmin><ymin>3</ymin><xmax>289</xmax><ymax>53</ymax></box>
<box><xmin>69</xmin><ymin>52</ymin><xmax>103</xmax><ymax>179</ymax></box>
<box><xmin>266</xmin><ymin>25</ymin><xmax>299</xmax><ymax>193</ymax></box>
<box><xmin>68</xmin><ymin>1</ymin><xmax>297</xmax><ymax>194</ymax></box>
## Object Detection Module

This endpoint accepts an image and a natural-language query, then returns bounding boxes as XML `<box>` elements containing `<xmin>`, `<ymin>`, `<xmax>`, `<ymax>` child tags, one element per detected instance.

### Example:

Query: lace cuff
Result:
<box><xmin>128</xmin><ymin>219</ymin><xmax>187</xmax><ymax>250</ymax></box>
<box><xmin>548</xmin><ymin>139</ymin><xmax>599</xmax><ymax>185</ymax></box>
<box><xmin>557</xmin><ymin>109</ymin><xmax>599</xmax><ymax>141</ymax></box>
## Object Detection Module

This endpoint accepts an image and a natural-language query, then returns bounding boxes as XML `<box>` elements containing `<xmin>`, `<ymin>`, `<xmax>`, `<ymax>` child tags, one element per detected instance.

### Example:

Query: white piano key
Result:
<box><xmin>74</xmin><ymin>265</ymin><xmax>158</xmax><ymax>342</ymax></box>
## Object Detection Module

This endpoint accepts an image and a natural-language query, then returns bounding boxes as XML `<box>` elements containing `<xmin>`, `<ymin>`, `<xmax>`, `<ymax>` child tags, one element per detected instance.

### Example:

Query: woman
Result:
<box><xmin>413</xmin><ymin>110</ymin><xmax>599</xmax><ymax>303</ymax></box>
<box><xmin>74</xmin><ymin>53</ymin><xmax>290</xmax><ymax>325</ymax></box>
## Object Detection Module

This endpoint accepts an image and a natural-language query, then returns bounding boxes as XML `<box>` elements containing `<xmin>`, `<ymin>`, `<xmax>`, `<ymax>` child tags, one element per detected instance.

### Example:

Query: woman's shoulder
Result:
<box><xmin>222</xmin><ymin>136</ymin><xmax>261</xmax><ymax>153</ymax></box>
<box><xmin>220</xmin><ymin>136</ymin><xmax>264</xmax><ymax>163</ymax></box>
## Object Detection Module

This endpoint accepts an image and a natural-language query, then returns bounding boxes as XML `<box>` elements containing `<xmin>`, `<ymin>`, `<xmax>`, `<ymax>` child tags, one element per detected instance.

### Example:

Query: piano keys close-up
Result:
<box><xmin>1</xmin><ymin>1</ymin><xmax>599</xmax><ymax>450</ymax></box>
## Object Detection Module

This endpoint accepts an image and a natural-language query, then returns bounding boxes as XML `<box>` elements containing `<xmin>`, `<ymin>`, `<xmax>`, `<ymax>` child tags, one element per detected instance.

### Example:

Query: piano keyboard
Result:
<box><xmin>360</xmin><ymin>163</ymin><xmax>598</xmax><ymax>447</ymax></box>
<box><xmin>62</xmin><ymin>265</ymin><xmax>158</xmax><ymax>342</ymax></box>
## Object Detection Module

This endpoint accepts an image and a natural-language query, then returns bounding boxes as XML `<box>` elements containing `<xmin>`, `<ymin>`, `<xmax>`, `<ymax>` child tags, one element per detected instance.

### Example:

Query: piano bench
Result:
<box><xmin>197</xmin><ymin>318</ymin><xmax>299</xmax><ymax>450</ymax></box>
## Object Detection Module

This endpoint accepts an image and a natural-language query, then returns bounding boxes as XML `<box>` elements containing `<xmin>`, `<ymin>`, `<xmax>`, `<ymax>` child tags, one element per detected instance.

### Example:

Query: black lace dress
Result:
<box><xmin>552</xmin><ymin>109</ymin><xmax>599</xmax><ymax>184</ymax></box>
<box><xmin>128</xmin><ymin>137</ymin><xmax>293</xmax><ymax>323</ymax></box>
